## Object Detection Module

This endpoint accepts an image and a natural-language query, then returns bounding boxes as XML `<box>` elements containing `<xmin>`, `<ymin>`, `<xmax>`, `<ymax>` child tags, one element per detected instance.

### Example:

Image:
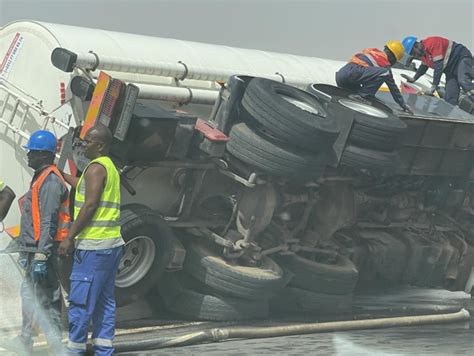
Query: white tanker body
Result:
<box><xmin>1</xmin><ymin>20</ymin><xmax>473</xmax><ymax>319</ymax></box>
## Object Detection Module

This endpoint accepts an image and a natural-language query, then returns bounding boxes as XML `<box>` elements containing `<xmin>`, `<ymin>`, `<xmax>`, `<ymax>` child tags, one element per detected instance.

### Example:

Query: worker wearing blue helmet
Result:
<box><xmin>1</xmin><ymin>130</ymin><xmax>70</xmax><ymax>355</ymax></box>
<box><xmin>402</xmin><ymin>36</ymin><xmax>473</xmax><ymax>106</ymax></box>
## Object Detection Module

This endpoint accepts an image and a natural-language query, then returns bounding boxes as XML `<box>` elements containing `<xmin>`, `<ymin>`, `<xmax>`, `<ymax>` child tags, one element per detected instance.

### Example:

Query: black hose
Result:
<box><xmin>114</xmin><ymin>308</ymin><xmax>470</xmax><ymax>353</ymax></box>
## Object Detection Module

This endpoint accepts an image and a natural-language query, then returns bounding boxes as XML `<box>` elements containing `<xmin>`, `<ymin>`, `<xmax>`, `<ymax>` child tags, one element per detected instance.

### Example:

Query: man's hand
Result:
<box><xmin>31</xmin><ymin>260</ymin><xmax>48</xmax><ymax>283</ymax></box>
<box><xmin>58</xmin><ymin>238</ymin><xmax>74</xmax><ymax>256</ymax></box>
<box><xmin>401</xmin><ymin>74</ymin><xmax>416</xmax><ymax>83</ymax></box>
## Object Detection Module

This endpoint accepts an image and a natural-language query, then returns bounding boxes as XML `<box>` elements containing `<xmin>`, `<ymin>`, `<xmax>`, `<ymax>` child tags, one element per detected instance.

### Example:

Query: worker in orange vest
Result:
<box><xmin>0</xmin><ymin>130</ymin><xmax>70</xmax><ymax>355</ymax></box>
<box><xmin>336</xmin><ymin>40</ymin><xmax>413</xmax><ymax>114</ymax></box>
<box><xmin>0</xmin><ymin>179</ymin><xmax>15</xmax><ymax>221</ymax></box>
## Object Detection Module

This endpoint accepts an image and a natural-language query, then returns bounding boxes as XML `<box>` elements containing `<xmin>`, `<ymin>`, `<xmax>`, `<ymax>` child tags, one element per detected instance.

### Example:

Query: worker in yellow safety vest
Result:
<box><xmin>58</xmin><ymin>123</ymin><xmax>124</xmax><ymax>355</ymax></box>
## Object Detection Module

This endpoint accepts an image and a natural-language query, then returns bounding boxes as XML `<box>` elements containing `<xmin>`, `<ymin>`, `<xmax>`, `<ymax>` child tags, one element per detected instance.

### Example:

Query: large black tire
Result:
<box><xmin>158</xmin><ymin>272</ymin><xmax>269</xmax><ymax>321</ymax></box>
<box><xmin>242</xmin><ymin>78</ymin><xmax>339</xmax><ymax>152</ymax></box>
<box><xmin>183</xmin><ymin>240</ymin><xmax>287</xmax><ymax>300</ymax></box>
<box><xmin>308</xmin><ymin>83</ymin><xmax>407</xmax><ymax>151</ymax></box>
<box><xmin>116</xmin><ymin>204</ymin><xmax>175</xmax><ymax>306</ymax></box>
<box><xmin>227</xmin><ymin>122</ymin><xmax>326</xmax><ymax>180</ymax></box>
<box><xmin>276</xmin><ymin>251</ymin><xmax>358</xmax><ymax>295</ymax></box>
<box><xmin>340</xmin><ymin>145</ymin><xmax>400</xmax><ymax>173</ymax></box>
<box><xmin>270</xmin><ymin>286</ymin><xmax>352</xmax><ymax>314</ymax></box>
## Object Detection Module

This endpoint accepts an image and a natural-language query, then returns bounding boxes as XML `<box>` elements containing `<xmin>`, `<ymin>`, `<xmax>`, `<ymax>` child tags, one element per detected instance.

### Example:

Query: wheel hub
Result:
<box><xmin>115</xmin><ymin>235</ymin><xmax>156</xmax><ymax>288</ymax></box>
<box><xmin>338</xmin><ymin>98</ymin><xmax>389</xmax><ymax>118</ymax></box>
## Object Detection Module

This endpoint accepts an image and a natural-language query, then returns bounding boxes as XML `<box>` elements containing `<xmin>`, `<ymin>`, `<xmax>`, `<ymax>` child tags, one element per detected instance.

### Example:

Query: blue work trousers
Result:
<box><xmin>445</xmin><ymin>56</ymin><xmax>474</xmax><ymax>105</ymax></box>
<box><xmin>20</xmin><ymin>253</ymin><xmax>63</xmax><ymax>353</ymax></box>
<box><xmin>336</xmin><ymin>63</ymin><xmax>390</xmax><ymax>98</ymax></box>
<box><xmin>66</xmin><ymin>247</ymin><xmax>123</xmax><ymax>355</ymax></box>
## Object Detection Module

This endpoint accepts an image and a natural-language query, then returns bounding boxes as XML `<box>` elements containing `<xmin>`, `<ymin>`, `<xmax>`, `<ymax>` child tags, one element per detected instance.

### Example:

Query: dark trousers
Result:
<box><xmin>336</xmin><ymin>63</ymin><xmax>390</xmax><ymax>97</ymax></box>
<box><xmin>20</xmin><ymin>253</ymin><xmax>63</xmax><ymax>348</ymax></box>
<box><xmin>445</xmin><ymin>56</ymin><xmax>474</xmax><ymax>105</ymax></box>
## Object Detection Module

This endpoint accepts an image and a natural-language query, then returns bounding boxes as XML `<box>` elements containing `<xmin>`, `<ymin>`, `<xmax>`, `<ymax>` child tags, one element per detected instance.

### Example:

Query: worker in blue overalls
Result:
<box><xmin>402</xmin><ymin>36</ymin><xmax>474</xmax><ymax>106</ymax></box>
<box><xmin>58</xmin><ymin>124</ymin><xmax>124</xmax><ymax>355</ymax></box>
<box><xmin>336</xmin><ymin>40</ymin><xmax>413</xmax><ymax>114</ymax></box>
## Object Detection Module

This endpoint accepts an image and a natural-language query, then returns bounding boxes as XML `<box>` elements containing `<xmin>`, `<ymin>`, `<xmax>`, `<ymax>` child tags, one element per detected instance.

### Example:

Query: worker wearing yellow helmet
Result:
<box><xmin>336</xmin><ymin>40</ymin><xmax>413</xmax><ymax>114</ymax></box>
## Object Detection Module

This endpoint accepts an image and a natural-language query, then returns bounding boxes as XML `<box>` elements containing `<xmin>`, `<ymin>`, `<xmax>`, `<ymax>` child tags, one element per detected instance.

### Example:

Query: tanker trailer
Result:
<box><xmin>1</xmin><ymin>21</ymin><xmax>473</xmax><ymax>321</ymax></box>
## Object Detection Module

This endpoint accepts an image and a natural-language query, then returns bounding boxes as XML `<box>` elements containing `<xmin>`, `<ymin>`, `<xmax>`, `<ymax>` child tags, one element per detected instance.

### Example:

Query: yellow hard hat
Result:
<box><xmin>385</xmin><ymin>40</ymin><xmax>405</xmax><ymax>61</ymax></box>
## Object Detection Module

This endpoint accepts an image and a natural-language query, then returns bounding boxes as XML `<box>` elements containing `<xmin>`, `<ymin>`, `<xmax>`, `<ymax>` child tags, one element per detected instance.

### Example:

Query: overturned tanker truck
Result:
<box><xmin>1</xmin><ymin>21</ymin><xmax>473</xmax><ymax>321</ymax></box>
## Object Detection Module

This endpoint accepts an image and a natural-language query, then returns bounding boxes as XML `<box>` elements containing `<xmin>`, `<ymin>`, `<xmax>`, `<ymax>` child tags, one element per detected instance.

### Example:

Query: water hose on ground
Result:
<box><xmin>113</xmin><ymin>308</ymin><xmax>470</xmax><ymax>352</ymax></box>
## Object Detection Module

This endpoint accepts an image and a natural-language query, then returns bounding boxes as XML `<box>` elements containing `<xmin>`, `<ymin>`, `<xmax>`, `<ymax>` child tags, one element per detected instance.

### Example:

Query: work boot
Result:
<box><xmin>0</xmin><ymin>335</ymin><xmax>33</xmax><ymax>355</ymax></box>
<box><xmin>348</xmin><ymin>94</ymin><xmax>371</xmax><ymax>105</ymax></box>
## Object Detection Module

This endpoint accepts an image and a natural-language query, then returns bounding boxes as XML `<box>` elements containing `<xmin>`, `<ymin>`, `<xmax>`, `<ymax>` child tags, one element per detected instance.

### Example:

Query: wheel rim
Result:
<box><xmin>115</xmin><ymin>235</ymin><xmax>156</xmax><ymax>288</ymax></box>
<box><xmin>338</xmin><ymin>98</ymin><xmax>389</xmax><ymax>118</ymax></box>
<box><xmin>280</xmin><ymin>93</ymin><xmax>320</xmax><ymax>115</ymax></box>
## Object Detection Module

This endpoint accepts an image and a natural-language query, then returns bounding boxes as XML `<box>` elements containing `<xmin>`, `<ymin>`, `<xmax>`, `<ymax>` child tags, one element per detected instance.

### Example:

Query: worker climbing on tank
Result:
<box><xmin>336</xmin><ymin>40</ymin><xmax>413</xmax><ymax>114</ymax></box>
<box><xmin>401</xmin><ymin>36</ymin><xmax>474</xmax><ymax>106</ymax></box>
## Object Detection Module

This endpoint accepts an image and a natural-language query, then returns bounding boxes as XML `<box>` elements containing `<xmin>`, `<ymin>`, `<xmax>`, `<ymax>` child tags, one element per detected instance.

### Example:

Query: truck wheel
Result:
<box><xmin>308</xmin><ymin>83</ymin><xmax>407</xmax><ymax>151</ymax></box>
<box><xmin>183</xmin><ymin>239</ymin><xmax>287</xmax><ymax>300</ymax></box>
<box><xmin>242</xmin><ymin>77</ymin><xmax>339</xmax><ymax>152</ymax></box>
<box><xmin>227</xmin><ymin>122</ymin><xmax>326</xmax><ymax>181</ymax></box>
<box><xmin>276</xmin><ymin>250</ymin><xmax>359</xmax><ymax>295</ymax></box>
<box><xmin>158</xmin><ymin>272</ymin><xmax>269</xmax><ymax>321</ymax></box>
<box><xmin>340</xmin><ymin>145</ymin><xmax>400</xmax><ymax>173</ymax></box>
<box><xmin>116</xmin><ymin>204</ymin><xmax>175</xmax><ymax>306</ymax></box>
<box><xmin>270</xmin><ymin>286</ymin><xmax>352</xmax><ymax>314</ymax></box>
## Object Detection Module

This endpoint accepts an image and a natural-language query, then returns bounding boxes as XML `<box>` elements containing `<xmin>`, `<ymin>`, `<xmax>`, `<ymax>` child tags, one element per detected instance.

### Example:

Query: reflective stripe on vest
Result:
<box><xmin>350</xmin><ymin>48</ymin><xmax>390</xmax><ymax>68</ymax></box>
<box><xmin>31</xmin><ymin>166</ymin><xmax>71</xmax><ymax>242</ymax></box>
<box><xmin>442</xmin><ymin>40</ymin><xmax>453</xmax><ymax>70</ymax></box>
<box><xmin>74</xmin><ymin>156</ymin><xmax>121</xmax><ymax>241</ymax></box>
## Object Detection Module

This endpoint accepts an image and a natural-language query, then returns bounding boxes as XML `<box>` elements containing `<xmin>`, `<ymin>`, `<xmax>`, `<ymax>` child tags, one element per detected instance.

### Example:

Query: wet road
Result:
<box><xmin>115</xmin><ymin>288</ymin><xmax>474</xmax><ymax>355</ymax></box>
<box><xmin>0</xmin><ymin>287</ymin><xmax>472</xmax><ymax>355</ymax></box>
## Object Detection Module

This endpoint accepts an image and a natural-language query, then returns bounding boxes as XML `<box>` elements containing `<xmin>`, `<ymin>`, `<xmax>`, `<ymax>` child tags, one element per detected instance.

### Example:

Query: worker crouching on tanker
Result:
<box><xmin>336</xmin><ymin>40</ymin><xmax>413</xmax><ymax>114</ymax></box>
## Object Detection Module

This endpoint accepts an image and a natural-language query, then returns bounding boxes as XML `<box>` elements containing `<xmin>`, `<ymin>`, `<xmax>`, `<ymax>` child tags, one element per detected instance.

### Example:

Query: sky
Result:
<box><xmin>0</xmin><ymin>0</ymin><xmax>472</xmax><ymax>61</ymax></box>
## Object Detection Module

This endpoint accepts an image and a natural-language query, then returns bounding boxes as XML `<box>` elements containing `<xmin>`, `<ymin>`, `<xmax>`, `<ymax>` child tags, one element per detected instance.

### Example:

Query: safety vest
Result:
<box><xmin>74</xmin><ymin>156</ymin><xmax>121</xmax><ymax>242</ymax></box>
<box><xmin>350</xmin><ymin>48</ymin><xmax>391</xmax><ymax>68</ymax></box>
<box><xmin>419</xmin><ymin>36</ymin><xmax>453</xmax><ymax>70</ymax></box>
<box><xmin>31</xmin><ymin>165</ymin><xmax>71</xmax><ymax>242</ymax></box>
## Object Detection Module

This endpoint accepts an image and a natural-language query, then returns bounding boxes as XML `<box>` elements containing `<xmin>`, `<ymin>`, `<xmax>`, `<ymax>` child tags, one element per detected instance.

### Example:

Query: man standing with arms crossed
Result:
<box><xmin>58</xmin><ymin>124</ymin><xmax>123</xmax><ymax>355</ymax></box>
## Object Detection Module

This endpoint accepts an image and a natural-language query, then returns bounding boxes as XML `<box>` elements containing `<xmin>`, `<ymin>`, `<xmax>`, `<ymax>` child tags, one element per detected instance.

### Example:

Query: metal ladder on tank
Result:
<box><xmin>0</xmin><ymin>78</ymin><xmax>70</xmax><ymax>143</ymax></box>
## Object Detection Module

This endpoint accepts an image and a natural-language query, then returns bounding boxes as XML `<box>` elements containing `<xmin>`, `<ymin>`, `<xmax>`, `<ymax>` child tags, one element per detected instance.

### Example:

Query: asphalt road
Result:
<box><xmin>114</xmin><ymin>288</ymin><xmax>474</xmax><ymax>355</ymax></box>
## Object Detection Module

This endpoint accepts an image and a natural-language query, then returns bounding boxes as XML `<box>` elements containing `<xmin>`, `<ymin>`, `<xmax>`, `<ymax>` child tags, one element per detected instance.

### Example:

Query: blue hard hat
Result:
<box><xmin>402</xmin><ymin>36</ymin><xmax>417</xmax><ymax>55</ymax></box>
<box><xmin>23</xmin><ymin>130</ymin><xmax>57</xmax><ymax>153</ymax></box>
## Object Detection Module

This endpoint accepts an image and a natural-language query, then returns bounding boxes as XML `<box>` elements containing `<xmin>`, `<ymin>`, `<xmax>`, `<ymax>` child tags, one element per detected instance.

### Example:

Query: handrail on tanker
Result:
<box><xmin>50</xmin><ymin>47</ymin><xmax>308</xmax><ymax>87</ymax></box>
<box><xmin>0</xmin><ymin>78</ymin><xmax>70</xmax><ymax>143</ymax></box>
